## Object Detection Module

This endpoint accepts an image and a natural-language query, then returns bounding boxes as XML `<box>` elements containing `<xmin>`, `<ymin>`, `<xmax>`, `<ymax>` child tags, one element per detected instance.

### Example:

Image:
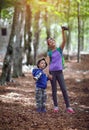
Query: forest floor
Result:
<box><xmin>0</xmin><ymin>59</ymin><xmax>89</xmax><ymax>130</ymax></box>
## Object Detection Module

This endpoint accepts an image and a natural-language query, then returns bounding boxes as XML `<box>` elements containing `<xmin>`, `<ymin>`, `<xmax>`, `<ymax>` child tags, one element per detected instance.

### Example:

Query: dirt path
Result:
<box><xmin>0</xmin><ymin>61</ymin><xmax>89</xmax><ymax>130</ymax></box>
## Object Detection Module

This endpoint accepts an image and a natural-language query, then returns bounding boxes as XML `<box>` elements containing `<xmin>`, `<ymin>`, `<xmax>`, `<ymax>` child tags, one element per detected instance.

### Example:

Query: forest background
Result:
<box><xmin>0</xmin><ymin>1</ymin><xmax>89</xmax><ymax>130</ymax></box>
<box><xmin>0</xmin><ymin>0</ymin><xmax>89</xmax><ymax>87</ymax></box>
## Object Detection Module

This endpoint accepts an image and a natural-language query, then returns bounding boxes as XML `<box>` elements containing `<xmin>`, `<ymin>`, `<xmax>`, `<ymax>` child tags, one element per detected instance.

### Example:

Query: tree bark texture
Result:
<box><xmin>24</xmin><ymin>4</ymin><xmax>32</xmax><ymax>65</ymax></box>
<box><xmin>33</xmin><ymin>11</ymin><xmax>40</xmax><ymax>65</ymax></box>
<box><xmin>12</xmin><ymin>4</ymin><xmax>23</xmax><ymax>77</ymax></box>
<box><xmin>0</xmin><ymin>5</ymin><xmax>16</xmax><ymax>84</ymax></box>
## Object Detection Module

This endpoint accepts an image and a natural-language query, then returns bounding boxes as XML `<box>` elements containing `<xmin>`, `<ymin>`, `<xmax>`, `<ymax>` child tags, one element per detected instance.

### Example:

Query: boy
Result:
<box><xmin>32</xmin><ymin>58</ymin><xmax>52</xmax><ymax>112</ymax></box>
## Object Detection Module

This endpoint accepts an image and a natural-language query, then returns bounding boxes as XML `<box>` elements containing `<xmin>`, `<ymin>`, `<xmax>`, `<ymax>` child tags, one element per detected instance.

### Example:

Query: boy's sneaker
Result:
<box><xmin>54</xmin><ymin>106</ymin><xmax>59</xmax><ymax>113</ymax></box>
<box><xmin>66</xmin><ymin>107</ymin><xmax>75</xmax><ymax>114</ymax></box>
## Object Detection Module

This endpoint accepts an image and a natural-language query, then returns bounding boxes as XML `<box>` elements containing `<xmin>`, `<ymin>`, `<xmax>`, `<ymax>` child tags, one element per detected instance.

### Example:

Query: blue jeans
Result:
<box><xmin>49</xmin><ymin>70</ymin><xmax>70</xmax><ymax>108</ymax></box>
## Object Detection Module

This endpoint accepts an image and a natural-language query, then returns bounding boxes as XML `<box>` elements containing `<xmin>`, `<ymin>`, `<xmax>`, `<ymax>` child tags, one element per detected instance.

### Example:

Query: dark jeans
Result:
<box><xmin>49</xmin><ymin>70</ymin><xmax>70</xmax><ymax>108</ymax></box>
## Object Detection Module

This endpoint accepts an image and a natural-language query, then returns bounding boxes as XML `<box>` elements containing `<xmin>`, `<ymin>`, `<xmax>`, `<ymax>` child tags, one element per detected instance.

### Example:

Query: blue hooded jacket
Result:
<box><xmin>32</xmin><ymin>68</ymin><xmax>48</xmax><ymax>89</ymax></box>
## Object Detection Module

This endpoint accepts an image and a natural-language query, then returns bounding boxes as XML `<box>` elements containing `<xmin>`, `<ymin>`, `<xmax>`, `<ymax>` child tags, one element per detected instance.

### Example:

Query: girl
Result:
<box><xmin>46</xmin><ymin>27</ymin><xmax>75</xmax><ymax>113</ymax></box>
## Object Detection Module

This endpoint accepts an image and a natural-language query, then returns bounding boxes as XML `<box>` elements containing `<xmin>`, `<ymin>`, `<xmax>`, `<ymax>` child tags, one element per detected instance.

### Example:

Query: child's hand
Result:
<box><xmin>48</xmin><ymin>74</ymin><xmax>53</xmax><ymax>80</ymax></box>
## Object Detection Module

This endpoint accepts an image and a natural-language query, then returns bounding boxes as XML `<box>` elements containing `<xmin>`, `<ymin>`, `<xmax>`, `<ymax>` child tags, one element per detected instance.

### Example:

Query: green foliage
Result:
<box><xmin>1</xmin><ymin>8</ymin><xmax>14</xmax><ymax>20</ymax></box>
<box><xmin>1</xmin><ymin>0</ymin><xmax>89</xmax><ymax>53</ymax></box>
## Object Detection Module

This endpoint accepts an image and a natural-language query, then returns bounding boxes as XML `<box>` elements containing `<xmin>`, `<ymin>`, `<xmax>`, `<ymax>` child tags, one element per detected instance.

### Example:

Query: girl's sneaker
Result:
<box><xmin>54</xmin><ymin>106</ymin><xmax>59</xmax><ymax>113</ymax></box>
<box><xmin>66</xmin><ymin>107</ymin><xmax>75</xmax><ymax>114</ymax></box>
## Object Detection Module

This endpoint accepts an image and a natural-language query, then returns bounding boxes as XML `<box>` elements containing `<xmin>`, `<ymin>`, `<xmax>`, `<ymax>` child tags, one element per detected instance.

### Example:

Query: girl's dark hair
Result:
<box><xmin>37</xmin><ymin>58</ymin><xmax>47</xmax><ymax>68</ymax></box>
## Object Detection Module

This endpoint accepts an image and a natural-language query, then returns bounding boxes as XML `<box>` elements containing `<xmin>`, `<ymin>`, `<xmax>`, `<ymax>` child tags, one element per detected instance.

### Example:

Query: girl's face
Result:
<box><xmin>47</xmin><ymin>38</ymin><xmax>56</xmax><ymax>48</ymax></box>
<box><xmin>38</xmin><ymin>60</ymin><xmax>46</xmax><ymax>69</ymax></box>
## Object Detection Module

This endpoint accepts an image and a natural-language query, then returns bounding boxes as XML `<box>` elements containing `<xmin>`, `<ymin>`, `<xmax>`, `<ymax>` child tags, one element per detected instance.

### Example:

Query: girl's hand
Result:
<box><xmin>48</xmin><ymin>74</ymin><xmax>53</xmax><ymax>80</ymax></box>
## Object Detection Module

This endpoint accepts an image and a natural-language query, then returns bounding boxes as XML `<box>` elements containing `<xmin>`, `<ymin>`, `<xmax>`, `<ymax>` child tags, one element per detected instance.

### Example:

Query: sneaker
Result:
<box><xmin>66</xmin><ymin>107</ymin><xmax>75</xmax><ymax>114</ymax></box>
<box><xmin>54</xmin><ymin>106</ymin><xmax>59</xmax><ymax>113</ymax></box>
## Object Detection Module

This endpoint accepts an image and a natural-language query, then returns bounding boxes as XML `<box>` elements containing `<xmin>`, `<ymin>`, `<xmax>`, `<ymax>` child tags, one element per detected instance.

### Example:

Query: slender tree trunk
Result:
<box><xmin>33</xmin><ymin>11</ymin><xmax>40</xmax><ymax>65</ymax></box>
<box><xmin>80</xmin><ymin>0</ymin><xmax>85</xmax><ymax>51</ymax></box>
<box><xmin>65</xmin><ymin>0</ymin><xmax>71</xmax><ymax>60</ymax></box>
<box><xmin>66</xmin><ymin>26</ymin><xmax>71</xmax><ymax>60</ymax></box>
<box><xmin>24</xmin><ymin>4</ymin><xmax>32</xmax><ymax>65</ymax></box>
<box><xmin>45</xmin><ymin>10</ymin><xmax>51</xmax><ymax>39</ymax></box>
<box><xmin>80</xmin><ymin>20</ymin><xmax>84</xmax><ymax>51</ymax></box>
<box><xmin>77</xmin><ymin>2</ymin><xmax>81</xmax><ymax>63</ymax></box>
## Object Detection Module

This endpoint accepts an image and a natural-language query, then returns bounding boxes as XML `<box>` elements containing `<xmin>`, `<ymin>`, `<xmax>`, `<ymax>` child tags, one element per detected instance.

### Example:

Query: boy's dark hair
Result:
<box><xmin>37</xmin><ymin>58</ymin><xmax>47</xmax><ymax>68</ymax></box>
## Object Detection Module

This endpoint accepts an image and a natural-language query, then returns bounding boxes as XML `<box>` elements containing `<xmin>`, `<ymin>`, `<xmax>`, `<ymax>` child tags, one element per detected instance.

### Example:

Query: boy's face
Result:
<box><xmin>38</xmin><ymin>60</ymin><xmax>46</xmax><ymax>69</ymax></box>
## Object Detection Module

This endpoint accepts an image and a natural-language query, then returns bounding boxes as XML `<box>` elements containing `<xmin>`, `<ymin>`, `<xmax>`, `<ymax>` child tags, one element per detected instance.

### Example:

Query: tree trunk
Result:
<box><xmin>77</xmin><ymin>2</ymin><xmax>81</xmax><ymax>63</ymax></box>
<box><xmin>33</xmin><ymin>11</ymin><xmax>40</xmax><ymax>65</ymax></box>
<box><xmin>0</xmin><ymin>6</ymin><xmax>17</xmax><ymax>85</ymax></box>
<box><xmin>24</xmin><ymin>4</ymin><xmax>32</xmax><ymax>65</ymax></box>
<box><xmin>12</xmin><ymin>4</ymin><xmax>24</xmax><ymax>77</ymax></box>
<box><xmin>0</xmin><ymin>45</ymin><xmax>13</xmax><ymax>85</ymax></box>
<box><xmin>80</xmin><ymin>20</ymin><xmax>84</xmax><ymax>51</ymax></box>
<box><xmin>65</xmin><ymin>0</ymin><xmax>71</xmax><ymax>60</ymax></box>
<box><xmin>44</xmin><ymin>8</ymin><xmax>51</xmax><ymax>40</ymax></box>
<box><xmin>0</xmin><ymin>0</ymin><xmax>25</xmax><ymax>85</ymax></box>
<box><xmin>66</xmin><ymin>26</ymin><xmax>71</xmax><ymax>60</ymax></box>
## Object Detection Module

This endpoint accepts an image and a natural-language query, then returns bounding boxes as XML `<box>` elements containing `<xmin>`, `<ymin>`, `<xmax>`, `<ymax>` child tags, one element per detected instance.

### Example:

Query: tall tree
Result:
<box><xmin>33</xmin><ymin>10</ymin><xmax>40</xmax><ymax>65</ymax></box>
<box><xmin>77</xmin><ymin>1</ymin><xmax>81</xmax><ymax>63</ymax></box>
<box><xmin>0</xmin><ymin>6</ymin><xmax>15</xmax><ymax>84</ymax></box>
<box><xmin>12</xmin><ymin>2</ymin><xmax>24</xmax><ymax>77</ymax></box>
<box><xmin>24</xmin><ymin>3</ymin><xmax>32</xmax><ymax>65</ymax></box>
<box><xmin>0</xmin><ymin>0</ymin><xmax>25</xmax><ymax>84</ymax></box>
